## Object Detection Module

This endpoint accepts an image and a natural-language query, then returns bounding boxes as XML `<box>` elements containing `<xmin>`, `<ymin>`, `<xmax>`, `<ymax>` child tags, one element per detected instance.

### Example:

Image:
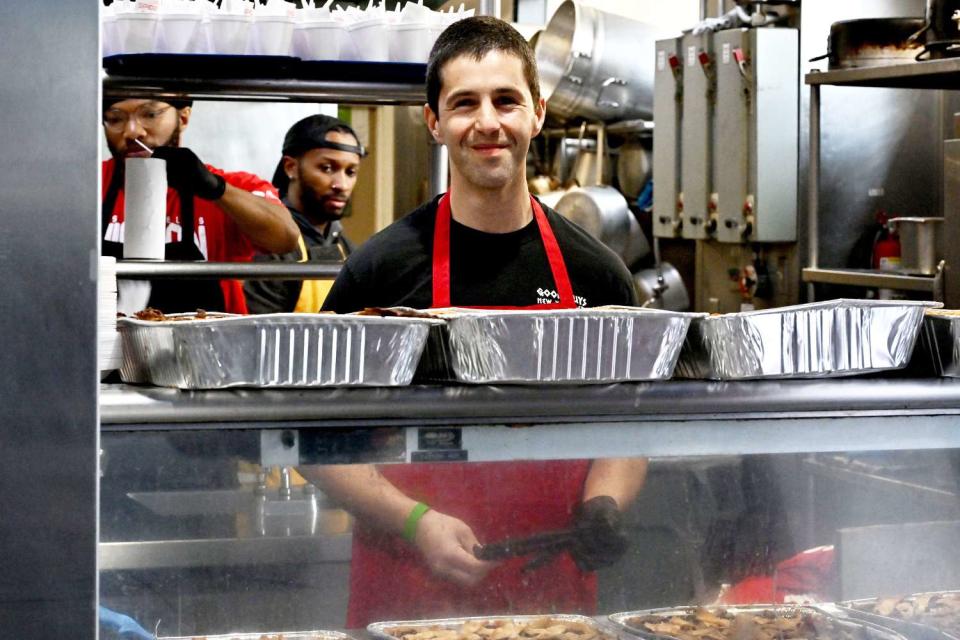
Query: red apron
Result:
<box><xmin>345</xmin><ymin>194</ymin><xmax>596</xmax><ymax>628</ymax></box>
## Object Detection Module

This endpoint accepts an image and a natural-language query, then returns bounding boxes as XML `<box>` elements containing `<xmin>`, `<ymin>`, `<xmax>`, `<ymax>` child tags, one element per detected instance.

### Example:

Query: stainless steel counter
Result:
<box><xmin>100</xmin><ymin>379</ymin><xmax>960</xmax><ymax>459</ymax></box>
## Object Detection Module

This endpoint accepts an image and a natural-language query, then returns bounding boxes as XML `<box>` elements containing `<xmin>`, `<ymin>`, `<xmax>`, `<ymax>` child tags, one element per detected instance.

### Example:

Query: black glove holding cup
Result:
<box><xmin>151</xmin><ymin>147</ymin><xmax>226</xmax><ymax>200</ymax></box>
<box><xmin>570</xmin><ymin>495</ymin><xmax>630</xmax><ymax>571</ymax></box>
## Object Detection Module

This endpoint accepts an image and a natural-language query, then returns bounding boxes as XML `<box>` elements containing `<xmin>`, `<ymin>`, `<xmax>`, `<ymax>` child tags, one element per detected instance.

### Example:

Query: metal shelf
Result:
<box><xmin>103</xmin><ymin>76</ymin><xmax>425</xmax><ymax>105</ymax></box>
<box><xmin>99</xmin><ymin>535</ymin><xmax>351</xmax><ymax>570</ymax></box>
<box><xmin>805</xmin><ymin>58</ymin><xmax>960</xmax><ymax>89</ymax></box>
<box><xmin>802</xmin><ymin>267</ymin><xmax>941</xmax><ymax>294</ymax></box>
<box><xmin>115</xmin><ymin>260</ymin><xmax>342</xmax><ymax>280</ymax></box>
<box><xmin>100</xmin><ymin>380</ymin><xmax>960</xmax><ymax>460</ymax></box>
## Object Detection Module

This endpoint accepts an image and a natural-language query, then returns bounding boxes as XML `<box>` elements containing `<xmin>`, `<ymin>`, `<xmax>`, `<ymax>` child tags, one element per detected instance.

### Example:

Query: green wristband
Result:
<box><xmin>402</xmin><ymin>502</ymin><xmax>431</xmax><ymax>543</ymax></box>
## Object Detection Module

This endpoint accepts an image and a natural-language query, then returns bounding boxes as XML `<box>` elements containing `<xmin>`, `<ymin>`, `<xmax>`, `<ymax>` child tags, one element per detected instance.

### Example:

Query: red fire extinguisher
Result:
<box><xmin>872</xmin><ymin>210</ymin><xmax>901</xmax><ymax>271</ymax></box>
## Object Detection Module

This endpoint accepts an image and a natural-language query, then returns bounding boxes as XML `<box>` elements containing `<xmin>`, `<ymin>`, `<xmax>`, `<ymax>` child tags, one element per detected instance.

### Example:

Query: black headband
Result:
<box><xmin>283</xmin><ymin>137</ymin><xmax>367</xmax><ymax>158</ymax></box>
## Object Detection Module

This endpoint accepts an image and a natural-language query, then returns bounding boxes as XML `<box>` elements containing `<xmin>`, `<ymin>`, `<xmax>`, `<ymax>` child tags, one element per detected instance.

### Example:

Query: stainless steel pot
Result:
<box><xmin>555</xmin><ymin>186</ymin><xmax>648</xmax><ymax>264</ymax></box>
<box><xmin>634</xmin><ymin>262</ymin><xmax>689</xmax><ymax>311</ymax></box>
<box><xmin>889</xmin><ymin>216</ymin><xmax>943</xmax><ymax>274</ymax></box>
<box><xmin>817</xmin><ymin>18</ymin><xmax>925</xmax><ymax>69</ymax></box>
<box><xmin>616</xmin><ymin>139</ymin><xmax>652</xmax><ymax>200</ymax></box>
<box><xmin>535</xmin><ymin>0</ymin><xmax>659</xmax><ymax>122</ymax></box>
<box><xmin>551</xmin><ymin>137</ymin><xmax>612</xmax><ymax>187</ymax></box>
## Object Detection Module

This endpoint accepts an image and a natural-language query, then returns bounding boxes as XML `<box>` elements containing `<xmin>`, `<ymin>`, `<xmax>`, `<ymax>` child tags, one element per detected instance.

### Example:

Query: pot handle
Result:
<box><xmin>597</xmin><ymin>77</ymin><xmax>628</xmax><ymax>109</ymax></box>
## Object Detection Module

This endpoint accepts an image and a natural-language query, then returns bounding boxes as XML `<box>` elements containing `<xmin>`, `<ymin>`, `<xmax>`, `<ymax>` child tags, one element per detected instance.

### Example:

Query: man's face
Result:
<box><xmin>424</xmin><ymin>50</ymin><xmax>545</xmax><ymax>192</ymax></box>
<box><xmin>286</xmin><ymin>131</ymin><xmax>361</xmax><ymax>225</ymax></box>
<box><xmin>103</xmin><ymin>99</ymin><xmax>189</xmax><ymax>159</ymax></box>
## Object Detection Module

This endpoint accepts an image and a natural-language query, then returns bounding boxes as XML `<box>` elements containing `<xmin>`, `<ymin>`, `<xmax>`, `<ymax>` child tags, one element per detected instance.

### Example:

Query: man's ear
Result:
<box><xmin>282</xmin><ymin>156</ymin><xmax>298</xmax><ymax>181</ymax></box>
<box><xmin>423</xmin><ymin>103</ymin><xmax>443</xmax><ymax>144</ymax></box>
<box><xmin>532</xmin><ymin>97</ymin><xmax>547</xmax><ymax>137</ymax></box>
<box><xmin>178</xmin><ymin>106</ymin><xmax>192</xmax><ymax>131</ymax></box>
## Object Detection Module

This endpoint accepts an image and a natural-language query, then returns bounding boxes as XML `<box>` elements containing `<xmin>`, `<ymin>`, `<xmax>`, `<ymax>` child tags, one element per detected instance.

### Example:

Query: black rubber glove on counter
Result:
<box><xmin>152</xmin><ymin>146</ymin><xmax>226</xmax><ymax>200</ymax></box>
<box><xmin>570</xmin><ymin>495</ymin><xmax>629</xmax><ymax>571</ymax></box>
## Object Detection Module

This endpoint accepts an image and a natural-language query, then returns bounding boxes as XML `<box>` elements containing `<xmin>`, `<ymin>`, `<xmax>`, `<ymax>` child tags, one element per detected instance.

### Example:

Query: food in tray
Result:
<box><xmin>385</xmin><ymin>617</ymin><xmax>614</xmax><ymax>640</ymax></box>
<box><xmin>855</xmin><ymin>593</ymin><xmax>960</xmax><ymax>637</ymax></box>
<box><xmin>128</xmin><ymin>307</ymin><xmax>232</xmax><ymax>321</ymax></box>
<box><xmin>624</xmin><ymin>607</ymin><xmax>865</xmax><ymax>640</ymax></box>
<box><xmin>355</xmin><ymin>307</ymin><xmax>439</xmax><ymax>319</ymax></box>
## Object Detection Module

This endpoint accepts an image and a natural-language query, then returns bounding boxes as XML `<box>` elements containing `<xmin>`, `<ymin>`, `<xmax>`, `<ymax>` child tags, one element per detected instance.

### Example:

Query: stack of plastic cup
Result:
<box><xmin>158</xmin><ymin>13</ymin><xmax>203</xmax><ymax>54</ymax></box>
<box><xmin>249</xmin><ymin>15</ymin><xmax>295</xmax><ymax>56</ymax></box>
<box><xmin>207</xmin><ymin>13</ymin><xmax>252</xmax><ymax>55</ymax></box>
<box><xmin>114</xmin><ymin>12</ymin><xmax>160</xmax><ymax>54</ymax></box>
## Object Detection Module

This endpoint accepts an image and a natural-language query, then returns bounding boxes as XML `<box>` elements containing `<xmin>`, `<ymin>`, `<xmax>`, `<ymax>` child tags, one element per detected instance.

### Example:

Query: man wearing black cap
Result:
<box><xmin>102</xmin><ymin>98</ymin><xmax>299</xmax><ymax>314</ymax></box>
<box><xmin>244</xmin><ymin>114</ymin><xmax>367</xmax><ymax>314</ymax></box>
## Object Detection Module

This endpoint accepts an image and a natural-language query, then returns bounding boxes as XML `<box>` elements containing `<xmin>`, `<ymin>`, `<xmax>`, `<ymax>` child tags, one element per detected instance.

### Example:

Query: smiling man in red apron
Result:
<box><xmin>305</xmin><ymin>16</ymin><xmax>648</xmax><ymax>627</ymax></box>
<box><xmin>102</xmin><ymin>98</ymin><xmax>299</xmax><ymax>314</ymax></box>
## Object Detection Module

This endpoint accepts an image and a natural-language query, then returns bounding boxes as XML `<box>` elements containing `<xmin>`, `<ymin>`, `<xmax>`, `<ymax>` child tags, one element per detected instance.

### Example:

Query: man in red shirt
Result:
<box><xmin>101</xmin><ymin>98</ymin><xmax>298</xmax><ymax>314</ymax></box>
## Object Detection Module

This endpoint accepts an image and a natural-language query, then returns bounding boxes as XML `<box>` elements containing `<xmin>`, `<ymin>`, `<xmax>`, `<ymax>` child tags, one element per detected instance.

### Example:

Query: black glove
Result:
<box><xmin>570</xmin><ymin>495</ymin><xmax>629</xmax><ymax>571</ymax></box>
<box><xmin>152</xmin><ymin>146</ymin><xmax>226</xmax><ymax>200</ymax></box>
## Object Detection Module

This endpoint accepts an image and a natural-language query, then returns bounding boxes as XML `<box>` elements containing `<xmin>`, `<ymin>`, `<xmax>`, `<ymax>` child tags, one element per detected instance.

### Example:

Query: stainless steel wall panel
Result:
<box><xmin>799</xmin><ymin>0</ymin><xmax>936</xmax><ymax>295</ymax></box>
<box><xmin>0</xmin><ymin>1</ymin><xmax>99</xmax><ymax>638</ymax></box>
<box><xmin>681</xmin><ymin>32</ymin><xmax>716</xmax><ymax>240</ymax></box>
<box><xmin>715</xmin><ymin>28</ymin><xmax>798</xmax><ymax>244</ymax></box>
<box><xmin>653</xmin><ymin>37</ymin><xmax>683</xmax><ymax>238</ymax></box>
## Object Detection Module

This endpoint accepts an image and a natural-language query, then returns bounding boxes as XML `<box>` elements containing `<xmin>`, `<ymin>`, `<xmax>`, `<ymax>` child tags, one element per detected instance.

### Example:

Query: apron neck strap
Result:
<box><xmin>431</xmin><ymin>193</ymin><xmax>576</xmax><ymax>309</ymax></box>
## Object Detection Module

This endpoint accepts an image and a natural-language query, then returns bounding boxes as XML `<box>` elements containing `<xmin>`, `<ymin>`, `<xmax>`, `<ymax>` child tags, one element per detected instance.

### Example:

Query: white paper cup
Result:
<box><xmin>208</xmin><ymin>13</ymin><xmax>251</xmax><ymax>55</ymax></box>
<box><xmin>250</xmin><ymin>16</ymin><xmax>295</xmax><ymax>56</ymax></box>
<box><xmin>348</xmin><ymin>20</ymin><xmax>388</xmax><ymax>62</ymax></box>
<box><xmin>389</xmin><ymin>23</ymin><xmax>430</xmax><ymax>63</ymax></box>
<box><xmin>114</xmin><ymin>13</ymin><xmax>160</xmax><ymax>54</ymax></box>
<box><xmin>158</xmin><ymin>13</ymin><xmax>203</xmax><ymax>54</ymax></box>
<box><xmin>123</xmin><ymin>157</ymin><xmax>168</xmax><ymax>260</ymax></box>
<box><xmin>295</xmin><ymin>20</ymin><xmax>342</xmax><ymax>61</ymax></box>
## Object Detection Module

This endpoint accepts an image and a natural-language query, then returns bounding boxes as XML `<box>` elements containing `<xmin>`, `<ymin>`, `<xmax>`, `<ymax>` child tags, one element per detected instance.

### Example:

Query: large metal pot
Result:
<box><xmin>551</xmin><ymin>138</ymin><xmax>611</xmax><ymax>186</ymax></box>
<box><xmin>890</xmin><ymin>216</ymin><xmax>943</xmax><ymax>274</ymax></box>
<box><xmin>634</xmin><ymin>262</ymin><xmax>689</xmax><ymax>311</ymax></box>
<box><xmin>555</xmin><ymin>186</ymin><xmax>648</xmax><ymax>265</ymax></box>
<box><xmin>616</xmin><ymin>139</ymin><xmax>652</xmax><ymax>200</ymax></box>
<box><xmin>535</xmin><ymin>0</ymin><xmax>659</xmax><ymax>122</ymax></box>
<box><xmin>817</xmin><ymin>18</ymin><xmax>926</xmax><ymax>69</ymax></box>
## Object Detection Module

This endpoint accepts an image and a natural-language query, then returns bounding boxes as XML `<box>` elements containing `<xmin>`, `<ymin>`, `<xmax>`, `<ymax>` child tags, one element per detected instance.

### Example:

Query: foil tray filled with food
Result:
<box><xmin>416</xmin><ymin>306</ymin><xmax>702</xmax><ymax>384</ymax></box>
<box><xmin>838</xmin><ymin>592</ymin><xmax>960</xmax><ymax>640</ymax></box>
<box><xmin>160</xmin><ymin>630</ymin><xmax>356</xmax><ymax>640</ymax></box>
<box><xmin>369</xmin><ymin>614</ymin><xmax>620</xmax><ymax>640</ymax></box>
<box><xmin>609</xmin><ymin>605</ymin><xmax>908</xmax><ymax>640</ymax></box>
<box><xmin>674</xmin><ymin>299</ymin><xmax>938</xmax><ymax>380</ymax></box>
<box><xmin>917</xmin><ymin>311</ymin><xmax>960</xmax><ymax>377</ymax></box>
<box><xmin>119</xmin><ymin>309</ymin><xmax>442</xmax><ymax>389</ymax></box>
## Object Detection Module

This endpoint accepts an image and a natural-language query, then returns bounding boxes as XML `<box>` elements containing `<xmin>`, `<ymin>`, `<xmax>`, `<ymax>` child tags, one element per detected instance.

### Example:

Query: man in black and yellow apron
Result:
<box><xmin>301</xmin><ymin>17</ymin><xmax>649</xmax><ymax>628</ymax></box>
<box><xmin>244</xmin><ymin>115</ymin><xmax>367</xmax><ymax>314</ymax></box>
<box><xmin>102</xmin><ymin>98</ymin><xmax>299</xmax><ymax>314</ymax></box>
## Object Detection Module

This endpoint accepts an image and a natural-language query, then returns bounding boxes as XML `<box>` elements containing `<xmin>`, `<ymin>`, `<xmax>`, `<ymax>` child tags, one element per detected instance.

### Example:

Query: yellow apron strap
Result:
<box><xmin>292</xmin><ymin>234</ymin><xmax>335</xmax><ymax>313</ymax></box>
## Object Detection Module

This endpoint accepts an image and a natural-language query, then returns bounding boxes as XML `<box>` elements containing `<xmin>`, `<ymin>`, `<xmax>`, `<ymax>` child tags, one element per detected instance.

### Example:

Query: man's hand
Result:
<box><xmin>570</xmin><ymin>495</ymin><xmax>630</xmax><ymax>572</ymax></box>
<box><xmin>152</xmin><ymin>146</ymin><xmax>226</xmax><ymax>200</ymax></box>
<box><xmin>413</xmin><ymin>510</ymin><xmax>494</xmax><ymax>587</ymax></box>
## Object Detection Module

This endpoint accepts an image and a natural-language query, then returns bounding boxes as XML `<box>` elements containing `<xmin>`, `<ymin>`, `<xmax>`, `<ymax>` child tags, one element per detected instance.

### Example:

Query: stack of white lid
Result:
<box><xmin>99</xmin><ymin>257</ymin><xmax>123</xmax><ymax>379</ymax></box>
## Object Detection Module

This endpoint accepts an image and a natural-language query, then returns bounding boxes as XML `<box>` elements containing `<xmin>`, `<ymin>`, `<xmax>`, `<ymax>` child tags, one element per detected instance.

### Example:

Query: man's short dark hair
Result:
<box><xmin>426</xmin><ymin>16</ymin><xmax>541</xmax><ymax>118</ymax></box>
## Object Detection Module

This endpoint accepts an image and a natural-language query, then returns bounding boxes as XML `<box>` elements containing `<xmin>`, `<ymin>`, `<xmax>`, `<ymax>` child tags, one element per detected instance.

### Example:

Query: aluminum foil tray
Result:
<box><xmin>369</xmin><ymin>614</ymin><xmax>620</xmax><ymax>640</ymax></box>
<box><xmin>119</xmin><ymin>313</ymin><xmax>442</xmax><ymax>389</ymax></box>
<box><xmin>838</xmin><ymin>592</ymin><xmax>960</xmax><ymax>640</ymax></box>
<box><xmin>918</xmin><ymin>312</ymin><xmax>960</xmax><ymax>377</ymax></box>
<box><xmin>160</xmin><ymin>630</ymin><xmax>355</xmax><ymax>640</ymax></box>
<box><xmin>416</xmin><ymin>307</ymin><xmax>702</xmax><ymax>384</ymax></box>
<box><xmin>674</xmin><ymin>299</ymin><xmax>939</xmax><ymax>380</ymax></box>
<box><xmin>609</xmin><ymin>605</ymin><xmax>907</xmax><ymax>640</ymax></box>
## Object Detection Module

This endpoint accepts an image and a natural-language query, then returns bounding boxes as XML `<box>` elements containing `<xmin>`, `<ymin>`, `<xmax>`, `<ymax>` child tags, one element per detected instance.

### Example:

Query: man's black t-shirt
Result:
<box><xmin>322</xmin><ymin>195</ymin><xmax>638</xmax><ymax>313</ymax></box>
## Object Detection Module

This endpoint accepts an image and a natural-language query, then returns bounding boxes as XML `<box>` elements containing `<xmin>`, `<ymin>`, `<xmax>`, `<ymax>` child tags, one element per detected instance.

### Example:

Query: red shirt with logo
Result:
<box><xmin>102</xmin><ymin>158</ymin><xmax>283</xmax><ymax>314</ymax></box>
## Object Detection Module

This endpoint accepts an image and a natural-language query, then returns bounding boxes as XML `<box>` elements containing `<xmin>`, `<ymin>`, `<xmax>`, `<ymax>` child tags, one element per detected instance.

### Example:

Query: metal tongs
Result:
<box><xmin>473</xmin><ymin>528</ymin><xmax>578</xmax><ymax>572</ymax></box>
